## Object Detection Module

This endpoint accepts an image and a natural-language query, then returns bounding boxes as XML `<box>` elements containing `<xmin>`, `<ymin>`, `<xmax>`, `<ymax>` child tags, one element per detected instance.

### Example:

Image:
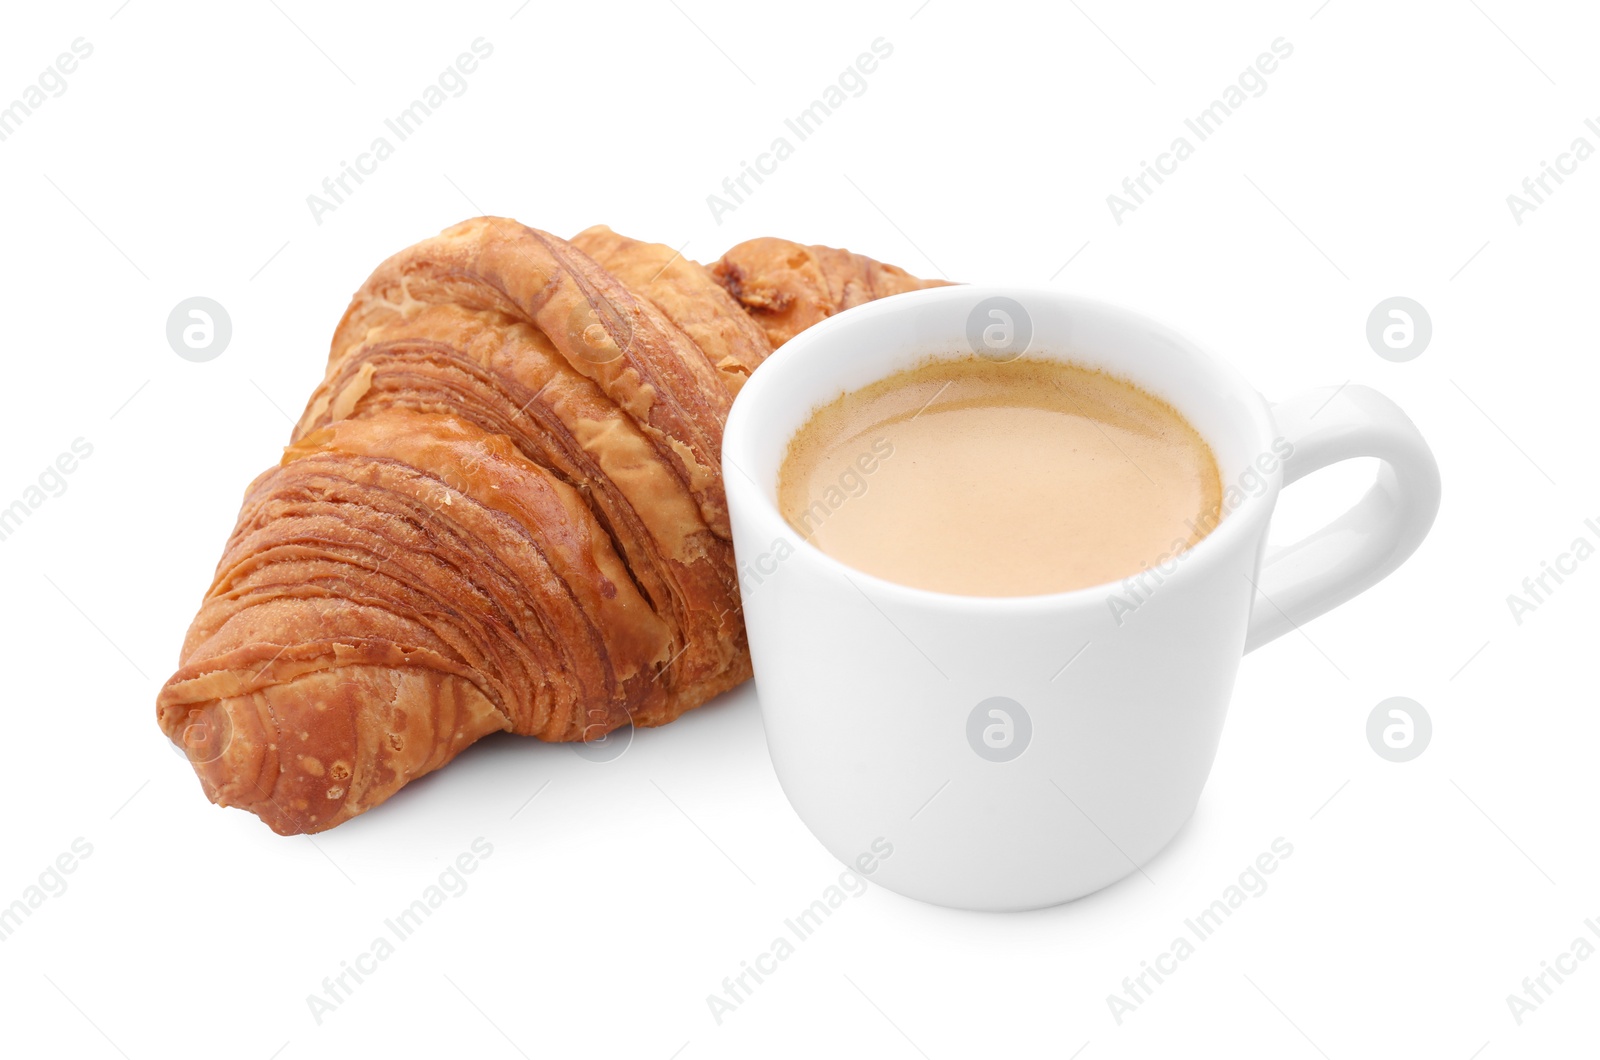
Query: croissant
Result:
<box><xmin>157</xmin><ymin>217</ymin><xmax>946</xmax><ymax>834</ymax></box>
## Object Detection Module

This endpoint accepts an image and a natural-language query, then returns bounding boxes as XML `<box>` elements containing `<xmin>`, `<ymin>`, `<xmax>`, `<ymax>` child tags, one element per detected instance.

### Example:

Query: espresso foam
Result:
<box><xmin>777</xmin><ymin>355</ymin><xmax>1224</xmax><ymax>596</ymax></box>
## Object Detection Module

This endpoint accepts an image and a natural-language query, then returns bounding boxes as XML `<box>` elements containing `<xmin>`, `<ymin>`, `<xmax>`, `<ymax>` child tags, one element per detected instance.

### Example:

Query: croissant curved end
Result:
<box><xmin>161</xmin><ymin>664</ymin><xmax>508</xmax><ymax>835</ymax></box>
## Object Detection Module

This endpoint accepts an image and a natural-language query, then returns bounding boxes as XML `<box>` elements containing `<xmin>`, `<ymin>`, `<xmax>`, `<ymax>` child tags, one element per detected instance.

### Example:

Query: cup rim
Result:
<box><xmin>723</xmin><ymin>283</ymin><xmax>1282</xmax><ymax>612</ymax></box>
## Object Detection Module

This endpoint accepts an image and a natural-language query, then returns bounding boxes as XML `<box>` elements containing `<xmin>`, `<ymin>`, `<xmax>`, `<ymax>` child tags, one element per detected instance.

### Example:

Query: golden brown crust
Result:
<box><xmin>327</xmin><ymin>217</ymin><xmax>732</xmax><ymax>535</ymax></box>
<box><xmin>296</xmin><ymin>300</ymin><xmax>742</xmax><ymax>707</ymax></box>
<box><xmin>709</xmin><ymin>237</ymin><xmax>952</xmax><ymax>348</ymax></box>
<box><xmin>159</xmin><ymin>218</ymin><xmax>936</xmax><ymax>834</ymax></box>
<box><xmin>570</xmin><ymin>225</ymin><xmax>772</xmax><ymax>395</ymax></box>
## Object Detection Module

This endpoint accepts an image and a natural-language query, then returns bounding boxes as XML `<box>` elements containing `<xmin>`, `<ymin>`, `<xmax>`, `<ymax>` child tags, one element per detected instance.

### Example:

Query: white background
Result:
<box><xmin>1</xmin><ymin>1</ymin><xmax>1595</xmax><ymax>1057</ymax></box>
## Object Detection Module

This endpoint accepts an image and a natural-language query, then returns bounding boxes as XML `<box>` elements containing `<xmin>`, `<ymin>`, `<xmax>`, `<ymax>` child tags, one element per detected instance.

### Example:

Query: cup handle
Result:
<box><xmin>1244</xmin><ymin>384</ymin><xmax>1441</xmax><ymax>653</ymax></box>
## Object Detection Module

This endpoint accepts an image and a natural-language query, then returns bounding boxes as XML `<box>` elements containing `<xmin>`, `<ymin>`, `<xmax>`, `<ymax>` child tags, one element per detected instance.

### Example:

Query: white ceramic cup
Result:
<box><xmin>722</xmin><ymin>285</ymin><xmax>1440</xmax><ymax>911</ymax></box>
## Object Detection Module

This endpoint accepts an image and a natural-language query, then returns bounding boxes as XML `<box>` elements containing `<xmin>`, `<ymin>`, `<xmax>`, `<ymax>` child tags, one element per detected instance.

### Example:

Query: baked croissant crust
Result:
<box><xmin>710</xmin><ymin>236</ymin><xmax>951</xmax><ymax>347</ymax></box>
<box><xmin>157</xmin><ymin>217</ymin><xmax>945</xmax><ymax>834</ymax></box>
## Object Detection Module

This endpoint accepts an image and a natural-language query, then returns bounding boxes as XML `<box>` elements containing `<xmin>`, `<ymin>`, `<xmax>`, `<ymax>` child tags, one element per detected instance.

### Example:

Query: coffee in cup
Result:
<box><xmin>777</xmin><ymin>355</ymin><xmax>1223</xmax><ymax>596</ymax></box>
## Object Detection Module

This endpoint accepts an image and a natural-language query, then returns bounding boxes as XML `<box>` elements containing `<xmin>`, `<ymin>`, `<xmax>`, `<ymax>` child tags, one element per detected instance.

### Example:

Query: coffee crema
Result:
<box><xmin>776</xmin><ymin>355</ymin><xmax>1224</xmax><ymax>596</ymax></box>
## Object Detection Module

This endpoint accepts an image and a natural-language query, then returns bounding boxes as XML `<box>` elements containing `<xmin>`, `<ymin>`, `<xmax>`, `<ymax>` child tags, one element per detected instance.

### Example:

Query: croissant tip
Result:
<box><xmin>163</xmin><ymin>698</ymin><xmax>316</xmax><ymax>836</ymax></box>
